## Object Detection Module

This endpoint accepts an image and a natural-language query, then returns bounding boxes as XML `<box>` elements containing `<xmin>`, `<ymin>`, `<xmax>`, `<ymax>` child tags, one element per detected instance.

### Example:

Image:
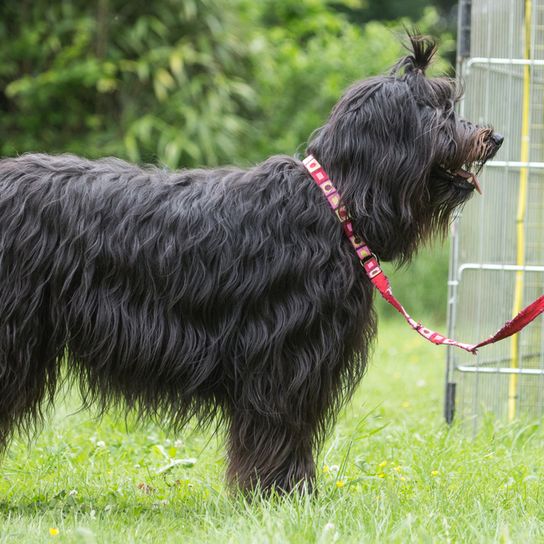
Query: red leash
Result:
<box><xmin>303</xmin><ymin>155</ymin><xmax>544</xmax><ymax>355</ymax></box>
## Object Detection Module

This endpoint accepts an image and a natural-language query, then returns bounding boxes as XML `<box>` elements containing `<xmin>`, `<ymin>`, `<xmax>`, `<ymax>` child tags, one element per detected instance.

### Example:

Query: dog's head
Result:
<box><xmin>306</xmin><ymin>33</ymin><xmax>503</xmax><ymax>262</ymax></box>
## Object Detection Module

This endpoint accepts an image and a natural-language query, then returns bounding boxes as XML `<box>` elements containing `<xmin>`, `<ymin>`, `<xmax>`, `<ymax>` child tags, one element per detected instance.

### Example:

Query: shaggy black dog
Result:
<box><xmin>0</xmin><ymin>35</ymin><xmax>502</xmax><ymax>493</ymax></box>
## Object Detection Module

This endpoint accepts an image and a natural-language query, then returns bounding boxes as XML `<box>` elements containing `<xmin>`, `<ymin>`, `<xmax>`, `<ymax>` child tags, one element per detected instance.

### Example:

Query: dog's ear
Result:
<box><xmin>391</xmin><ymin>31</ymin><xmax>437</xmax><ymax>75</ymax></box>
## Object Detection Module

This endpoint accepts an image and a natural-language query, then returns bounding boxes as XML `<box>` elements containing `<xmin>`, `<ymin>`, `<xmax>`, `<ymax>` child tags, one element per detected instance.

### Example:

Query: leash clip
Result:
<box><xmin>360</xmin><ymin>252</ymin><xmax>382</xmax><ymax>279</ymax></box>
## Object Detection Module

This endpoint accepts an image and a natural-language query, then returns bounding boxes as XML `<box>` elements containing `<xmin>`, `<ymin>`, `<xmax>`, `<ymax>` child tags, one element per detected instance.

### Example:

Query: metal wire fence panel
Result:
<box><xmin>446</xmin><ymin>0</ymin><xmax>544</xmax><ymax>429</ymax></box>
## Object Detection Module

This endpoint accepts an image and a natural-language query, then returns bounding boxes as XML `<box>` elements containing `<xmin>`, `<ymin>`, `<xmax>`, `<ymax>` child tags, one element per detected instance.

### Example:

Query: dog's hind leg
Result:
<box><xmin>0</xmin><ymin>290</ymin><xmax>62</xmax><ymax>453</ymax></box>
<box><xmin>0</xmin><ymin>223</ymin><xmax>64</xmax><ymax>451</ymax></box>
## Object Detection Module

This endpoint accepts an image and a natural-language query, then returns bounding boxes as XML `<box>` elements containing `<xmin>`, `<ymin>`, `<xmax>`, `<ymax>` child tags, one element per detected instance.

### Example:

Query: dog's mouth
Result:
<box><xmin>434</xmin><ymin>164</ymin><xmax>483</xmax><ymax>194</ymax></box>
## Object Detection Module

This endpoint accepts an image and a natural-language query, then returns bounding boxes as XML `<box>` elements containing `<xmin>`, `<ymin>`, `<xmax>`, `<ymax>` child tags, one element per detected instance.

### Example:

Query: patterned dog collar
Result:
<box><xmin>302</xmin><ymin>154</ymin><xmax>544</xmax><ymax>355</ymax></box>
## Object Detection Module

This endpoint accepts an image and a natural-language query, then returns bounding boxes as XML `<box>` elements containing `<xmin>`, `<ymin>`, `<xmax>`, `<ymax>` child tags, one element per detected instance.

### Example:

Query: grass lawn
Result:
<box><xmin>1</xmin><ymin>317</ymin><xmax>543</xmax><ymax>543</ymax></box>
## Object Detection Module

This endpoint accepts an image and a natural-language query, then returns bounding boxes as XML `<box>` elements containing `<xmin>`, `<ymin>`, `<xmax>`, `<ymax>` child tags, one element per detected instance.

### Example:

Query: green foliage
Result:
<box><xmin>336</xmin><ymin>0</ymin><xmax>456</xmax><ymax>25</ymax></box>
<box><xmin>0</xmin><ymin>0</ymin><xmax>255</xmax><ymax>166</ymax></box>
<box><xmin>243</xmin><ymin>3</ymin><xmax>454</xmax><ymax>163</ymax></box>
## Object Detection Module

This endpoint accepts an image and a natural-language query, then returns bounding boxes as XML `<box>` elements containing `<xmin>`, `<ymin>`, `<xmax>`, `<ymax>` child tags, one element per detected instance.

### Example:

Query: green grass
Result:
<box><xmin>1</xmin><ymin>318</ymin><xmax>544</xmax><ymax>543</ymax></box>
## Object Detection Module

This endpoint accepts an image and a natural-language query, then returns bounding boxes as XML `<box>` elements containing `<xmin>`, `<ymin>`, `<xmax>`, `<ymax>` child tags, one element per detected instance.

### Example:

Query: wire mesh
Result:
<box><xmin>446</xmin><ymin>0</ymin><xmax>544</xmax><ymax>430</ymax></box>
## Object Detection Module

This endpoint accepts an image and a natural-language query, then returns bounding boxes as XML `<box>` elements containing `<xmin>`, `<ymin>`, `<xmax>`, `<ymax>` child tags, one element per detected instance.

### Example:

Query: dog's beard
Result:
<box><xmin>429</xmin><ymin>173</ymin><xmax>474</xmax><ymax>232</ymax></box>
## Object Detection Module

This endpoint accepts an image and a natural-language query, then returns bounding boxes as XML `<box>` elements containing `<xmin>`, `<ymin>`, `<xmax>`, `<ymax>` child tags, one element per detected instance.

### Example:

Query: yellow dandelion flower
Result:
<box><xmin>335</xmin><ymin>480</ymin><xmax>345</xmax><ymax>488</ymax></box>
<box><xmin>378</xmin><ymin>460</ymin><xmax>387</xmax><ymax>468</ymax></box>
<box><xmin>49</xmin><ymin>528</ymin><xmax>59</xmax><ymax>536</ymax></box>
<box><xmin>323</xmin><ymin>465</ymin><xmax>330</xmax><ymax>474</ymax></box>
<box><xmin>394</xmin><ymin>465</ymin><xmax>402</xmax><ymax>472</ymax></box>
<box><xmin>377</xmin><ymin>472</ymin><xmax>385</xmax><ymax>478</ymax></box>
<box><xmin>400</xmin><ymin>476</ymin><xmax>406</xmax><ymax>481</ymax></box>
<box><xmin>431</xmin><ymin>470</ymin><xmax>439</xmax><ymax>477</ymax></box>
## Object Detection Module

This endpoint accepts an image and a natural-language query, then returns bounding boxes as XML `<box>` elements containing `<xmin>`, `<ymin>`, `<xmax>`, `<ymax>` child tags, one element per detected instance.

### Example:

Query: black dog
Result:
<box><xmin>0</xmin><ymin>35</ymin><xmax>501</xmax><ymax>493</ymax></box>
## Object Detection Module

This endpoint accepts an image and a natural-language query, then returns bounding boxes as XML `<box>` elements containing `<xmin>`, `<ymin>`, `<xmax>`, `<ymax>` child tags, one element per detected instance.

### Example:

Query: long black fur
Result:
<box><xmin>0</xmin><ymin>34</ymin><xmax>501</xmax><ymax>494</ymax></box>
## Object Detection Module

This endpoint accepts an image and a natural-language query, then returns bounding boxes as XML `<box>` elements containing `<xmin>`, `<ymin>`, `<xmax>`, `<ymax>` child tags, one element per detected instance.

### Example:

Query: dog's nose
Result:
<box><xmin>491</xmin><ymin>132</ymin><xmax>504</xmax><ymax>147</ymax></box>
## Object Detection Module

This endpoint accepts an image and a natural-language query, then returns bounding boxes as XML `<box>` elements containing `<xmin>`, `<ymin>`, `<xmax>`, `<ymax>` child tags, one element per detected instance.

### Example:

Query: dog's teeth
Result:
<box><xmin>454</xmin><ymin>168</ymin><xmax>483</xmax><ymax>195</ymax></box>
<box><xmin>470</xmin><ymin>174</ymin><xmax>483</xmax><ymax>194</ymax></box>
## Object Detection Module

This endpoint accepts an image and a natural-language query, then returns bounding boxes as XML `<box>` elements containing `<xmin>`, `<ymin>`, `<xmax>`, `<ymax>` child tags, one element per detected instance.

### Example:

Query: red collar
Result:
<box><xmin>303</xmin><ymin>154</ymin><xmax>544</xmax><ymax>355</ymax></box>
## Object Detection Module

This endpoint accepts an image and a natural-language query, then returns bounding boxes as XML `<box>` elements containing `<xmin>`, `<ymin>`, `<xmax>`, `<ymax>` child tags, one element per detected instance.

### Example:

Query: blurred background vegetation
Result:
<box><xmin>0</xmin><ymin>0</ymin><xmax>458</xmax><ymax>321</ymax></box>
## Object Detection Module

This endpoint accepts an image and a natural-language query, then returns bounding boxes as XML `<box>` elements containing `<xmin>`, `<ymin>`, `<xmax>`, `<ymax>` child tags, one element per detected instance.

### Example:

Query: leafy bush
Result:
<box><xmin>0</xmin><ymin>1</ymin><xmax>453</xmax><ymax>166</ymax></box>
<box><xmin>0</xmin><ymin>0</ymin><xmax>255</xmax><ymax>165</ymax></box>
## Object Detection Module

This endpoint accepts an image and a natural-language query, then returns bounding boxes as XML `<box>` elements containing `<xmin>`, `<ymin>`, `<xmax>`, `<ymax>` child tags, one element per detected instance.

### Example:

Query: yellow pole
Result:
<box><xmin>508</xmin><ymin>0</ymin><xmax>532</xmax><ymax>421</ymax></box>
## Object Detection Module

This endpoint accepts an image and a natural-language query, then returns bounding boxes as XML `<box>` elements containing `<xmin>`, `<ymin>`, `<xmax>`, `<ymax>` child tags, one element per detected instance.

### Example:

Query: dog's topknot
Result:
<box><xmin>392</xmin><ymin>32</ymin><xmax>438</xmax><ymax>75</ymax></box>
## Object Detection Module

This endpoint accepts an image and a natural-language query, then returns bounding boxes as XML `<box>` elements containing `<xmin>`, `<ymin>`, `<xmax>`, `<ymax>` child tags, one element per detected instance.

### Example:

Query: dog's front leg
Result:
<box><xmin>226</xmin><ymin>409</ymin><xmax>316</xmax><ymax>494</ymax></box>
